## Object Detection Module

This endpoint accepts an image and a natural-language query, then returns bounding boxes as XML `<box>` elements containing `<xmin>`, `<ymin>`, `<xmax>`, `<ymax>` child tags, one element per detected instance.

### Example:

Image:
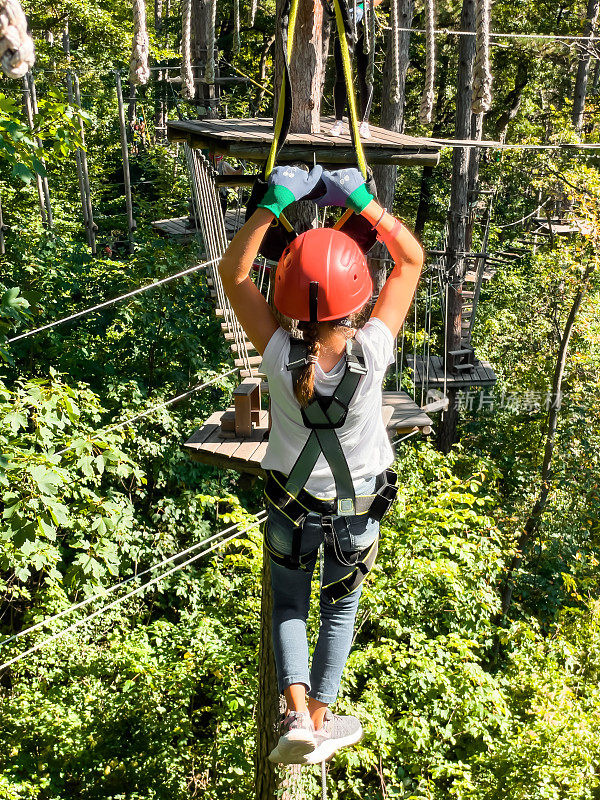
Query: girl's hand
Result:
<box><xmin>257</xmin><ymin>165</ymin><xmax>324</xmax><ymax>218</ymax></box>
<box><xmin>315</xmin><ymin>168</ymin><xmax>374</xmax><ymax>214</ymax></box>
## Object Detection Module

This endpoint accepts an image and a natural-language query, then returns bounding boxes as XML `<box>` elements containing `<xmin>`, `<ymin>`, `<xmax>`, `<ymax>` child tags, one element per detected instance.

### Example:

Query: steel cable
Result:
<box><xmin>0</xmin><ymin>515</ymin><xmax>266</xmax><ymax>673</ymax></box>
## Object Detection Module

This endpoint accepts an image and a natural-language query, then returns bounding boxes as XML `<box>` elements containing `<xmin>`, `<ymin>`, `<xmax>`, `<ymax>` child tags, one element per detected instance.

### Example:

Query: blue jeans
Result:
<box><xmin>266</xmin><ymin>477</ymin><xmax>380</xmax><ymax>704</ymax></box>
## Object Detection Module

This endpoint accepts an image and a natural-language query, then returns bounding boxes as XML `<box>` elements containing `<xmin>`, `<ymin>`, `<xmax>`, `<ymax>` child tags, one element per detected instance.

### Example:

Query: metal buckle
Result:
<box><xmin>337</xmin><ymin>497</ymin><xmax>355</xmax><ymax>516</ymax></box>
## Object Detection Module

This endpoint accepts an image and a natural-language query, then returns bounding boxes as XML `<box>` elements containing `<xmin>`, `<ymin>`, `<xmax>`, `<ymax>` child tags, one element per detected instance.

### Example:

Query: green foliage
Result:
<box><xmin>1</xmin><ymin>0</ymin><xmax>600</xmax><ymax>797</ymax></box>
<box><xmin>0</xmin><ymin>91</ymin><xmax>87</xmax><ymax>182</ymax></box>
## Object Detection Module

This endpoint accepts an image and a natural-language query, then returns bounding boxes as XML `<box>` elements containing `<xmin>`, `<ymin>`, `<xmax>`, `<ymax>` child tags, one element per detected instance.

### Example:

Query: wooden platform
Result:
<box><xmin>151</xmin><ymin>216</ymin><xmax>199</xmax><ymax>241</ymax></box>
<box><xmin>406</xmin><ymin>354</ymin><xmax>497</xmax><ymax>388</ymax></box>
<box><xmin>184</xmin><ymin>390</ymin><xmax>433</xmax><ymax>475</ymax></box>
<box><xmin>167</xmin><ymin>117</ymin><xmax>441</xmax><ymax>167</ymax></box>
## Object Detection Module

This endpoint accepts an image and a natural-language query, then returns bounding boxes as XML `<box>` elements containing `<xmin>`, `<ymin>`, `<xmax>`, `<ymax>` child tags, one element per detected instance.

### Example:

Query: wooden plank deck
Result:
<box><xmin>406</xmin><ymin>354</ymin><xmax>497</xmax><ymax>388</ymax></box>
<box><xmin>151</xmin><ymin>216</ymin><xmax>200</xmax><ymax>241</ymax></box>
<box><xmin>184</xmin><ymin>390</ymin><xmax>433</xmax><ymax>475</ymax></box>
<box><xmin>167</xmin><ymin>117</ymin><xmax>441</xmax><ymax>167</ymax></box>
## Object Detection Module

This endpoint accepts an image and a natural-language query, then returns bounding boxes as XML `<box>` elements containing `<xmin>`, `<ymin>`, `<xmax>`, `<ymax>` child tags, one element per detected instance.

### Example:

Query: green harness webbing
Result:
<box><xmin>283</xmin><ymin>338</ymin><xmax>366</xmax><ymax>512</ymax></box>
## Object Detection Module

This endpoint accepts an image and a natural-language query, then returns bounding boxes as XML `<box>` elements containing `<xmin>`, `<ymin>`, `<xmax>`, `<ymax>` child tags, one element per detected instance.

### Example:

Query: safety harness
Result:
<box><xmin>265</xmin><ymin>337</ymin><xmax>398</xmax><ymax>604</ymax></box>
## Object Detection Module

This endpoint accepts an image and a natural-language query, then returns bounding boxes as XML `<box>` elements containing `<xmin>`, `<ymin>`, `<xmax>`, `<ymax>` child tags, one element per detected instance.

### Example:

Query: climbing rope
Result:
<box><xmin>472</xmin><ymin>0</ymin><xmax>492</xmax><ymax>114</ymax></box>
<box><xmin>419</xmin><ymin>0</ymin><xmax>436</xmax><ymax>124</ymax></box>
<box><xmin>130</xmin><ymin>0</ymin><xmax>150</xmax><ymax>86</ymax></box>
<box><xmin>204</xmin><ymin>0</ymin><xmax>217</xmax><ymax>84</ymax></box>
<box><xmin>248</xmin><ymin>0</ymin><xmax>258</xmax><ymax>26</ymax></box>
<box><xmin>8</xmin><ymin>258</ymin><xmax>218</xmax><ymax>344</ymax></box>
<box><xmin>390</xmin><ymin>0</ymin><xmax>402</xmax><ymax>102</ymax></box>
<box><xmin>0</xmin><ymin>514</ymin><xmax>266</xmax><ymax>673</ymax></box>
<box><xmin>366</xmin><ymin>0</ymin><xmax>377</xmax><ymax>97</ymax></box>
<box><xmin>233</xmin><ymin>0</ymin><xmax>241</xmax><ymax>54</ymax></box>
<box><xmin>0</xmin><ymin>0</ymin><xmax>34</xmax><ymax>78</ymax></box>
<box><xmin>180</xmin><ymin>0</ymin><xmax>195</xmax><ymax>99</ymax></box>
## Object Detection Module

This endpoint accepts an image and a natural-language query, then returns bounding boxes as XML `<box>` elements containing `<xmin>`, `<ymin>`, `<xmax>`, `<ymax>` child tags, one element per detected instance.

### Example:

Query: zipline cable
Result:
<box><xmin>389</xmin><ymin>25</ymin><xmax>599</xmax><ymax>43</ymax></box>
<box><xmin>0</xmin><ymin>516</ymin><xmax>265</xmax><ymax>673</ymax></box>
<box><xmin>0</xmin><ymin>512</ymin><xmax>267</xmax><ymax>649</ymax></box>
<box><xmin>8</xmin><ymin>257</ymin><xmax>218</xmax><ymax>344</ymax></box>
<box><xmin>53</xmin><ymin>368</ymin><xmax>238</xmax><ymax>457</ymax></box>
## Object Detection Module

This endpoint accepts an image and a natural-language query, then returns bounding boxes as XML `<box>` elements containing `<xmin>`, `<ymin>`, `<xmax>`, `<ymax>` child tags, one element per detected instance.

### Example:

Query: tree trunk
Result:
<box><xmin>465</xmin><ymin>111</ymin><xmax>484</xmax><ymax>249</ymax></box>
<box><xmin>371</xmin><ymin>0</ymin><xmax>414</xmax><ymax>212</ymax></box>
<box><xmin>572</xmin><ymin>0</ymin><xmax>600</xmax><ymax>131</ymax></box>
<box><xmin>254</xmin><ymin>547</ymin><xmax>280</xmax><ymax>800</ymax></box>
<box><xmin>490</xmin><ymin>258</ymin><xmax>596</xmax><ymax>664</ymax></box>
<box><xmin>252</xmin><ymin>34</ymin><xmax>276</xmax><ymax>114</ymax></box>
<box><xmin>493</xmin><ymin>58</ymin><xmax>529</xmax><ymax>141</ymax></box>
<box><xmin>276</xmin><ymin>0</ymin><xmax>325</xmax><ymax>233</ymax></box>
<box><xmin>438</xmin><ymin>0</ymin><xmax>476</xmax><ymax>454</ymax></box>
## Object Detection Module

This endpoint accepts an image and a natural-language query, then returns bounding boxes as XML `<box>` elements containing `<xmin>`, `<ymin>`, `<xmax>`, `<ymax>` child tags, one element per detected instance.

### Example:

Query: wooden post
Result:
<box><xmin>275</xmin><ymin>0</ymin><xmax>326</xmax><ymax>233</ymax></box>
<box><xmin>0</xmin><ymin>191</ymin><xmax>5</xmax><ymax>256</ymax></box>
<box><xmin>73</xmin><ymin>74</ymin><xmax>97</xmax><ymax>254</ymax></box>
<box><xmin>115</xmin><ymin>71</ymin><xmax>136</xmax><ymax>253</ymax></box>
<box><xmin>438</xmin><ymin>0</ymin><xmax>476</xmax><ymax>454</ymax></box>
<box><xmin>21</xmin><ymin>76</ymin><xmax>49</xmax><ymax>228</ymax></box>
<box><xmin>27</xmin><ymin>74</ymin><xmax>53</xmax><ymax>229</ymax></box>
<box><xmin>253</xmin><ymin>5</ymin><xmax>326</xmax><ymax>795</ymax></box>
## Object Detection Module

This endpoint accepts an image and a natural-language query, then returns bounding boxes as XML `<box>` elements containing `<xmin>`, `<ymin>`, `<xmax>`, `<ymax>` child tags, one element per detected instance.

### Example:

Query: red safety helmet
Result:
<box><xmin>274</xmin><ymin>228</ymin><xmax>373</xmax><ymax>322</ymax></box>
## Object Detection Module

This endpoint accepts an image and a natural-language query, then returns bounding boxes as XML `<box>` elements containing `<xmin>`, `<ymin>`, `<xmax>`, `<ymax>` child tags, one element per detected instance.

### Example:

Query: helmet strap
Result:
<box><xmin>309</xmin><ymin>281</ymin><xmax>319</xmax><ymax>323</ymax></box>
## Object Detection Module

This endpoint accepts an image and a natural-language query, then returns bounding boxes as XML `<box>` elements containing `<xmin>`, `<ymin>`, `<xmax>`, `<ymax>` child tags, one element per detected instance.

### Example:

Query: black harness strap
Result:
<box><xmin>264</xmin><ymin>336</ymin><xmax>398</xmax><ymax>597</ymax></box>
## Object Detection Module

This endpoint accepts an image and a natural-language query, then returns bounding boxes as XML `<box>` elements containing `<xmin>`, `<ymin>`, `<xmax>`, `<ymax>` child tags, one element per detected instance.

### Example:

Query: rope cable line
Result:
<box><xmin>0</xmin><ymin>516</ymin><xmax>265</xmax><ymax>673</ymax></box>
<box><xmin>0</xmin><ymin>512</ymin><xmax>266</xmax><ymax>650</ymax></box>
<box><xmin>53</xmin><ymin>368</ymin><xmax>237</xmax><ymax>457</ymax></box>
<box><xmin>389</xmin><ymin>25</ymin><xmax>599</xmax><ymax>43</ymax></box>
<box><xmin>419</xmin><ymin>0</ymin><xmax>436</xmax><ymax>124</ymax></box>
<box><xmin>7</xmin><ymin>258</ymin><xmax>218</xmax><ymax>344</ymax></box>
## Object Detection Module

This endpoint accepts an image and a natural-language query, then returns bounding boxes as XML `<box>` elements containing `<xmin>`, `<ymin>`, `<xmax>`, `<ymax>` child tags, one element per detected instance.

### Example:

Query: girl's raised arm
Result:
<box><xmin>219</xmin><ymin>165</ymin><xmax>324</xmax><ymax>355</ymax></box>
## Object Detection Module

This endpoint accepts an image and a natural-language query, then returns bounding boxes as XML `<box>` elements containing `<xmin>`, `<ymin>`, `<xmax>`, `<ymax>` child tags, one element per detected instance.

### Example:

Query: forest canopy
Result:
<box><xmin>1</xmin><ymin>0</ymin><xmax>599</xmax><ymax>798</ymax></box>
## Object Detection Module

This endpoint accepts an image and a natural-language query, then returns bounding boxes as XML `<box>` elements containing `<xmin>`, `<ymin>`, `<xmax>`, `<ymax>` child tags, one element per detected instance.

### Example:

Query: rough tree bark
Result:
<box><xmin>254</xmin><ymin>548</ymin><xmax>280</xmax><ymax>800</ymax></box>
<box><xmin>274</xmin><ymin>0</ymin><xmax>325</xmax><ymax>234</ymax></box>
<box><xmin>490</xmin><ymin>257</ymin><xmax>597</xmax><ymax>665</ymax></box>
<box><xmin>437</xmin><ymin>0</ymin><xmax>477</xmax><ymax>454</ymax></box>
<box><xmin>371</xmin><ymin>0</ymin><xmax>414</xmax><ymax>212</ymax></box>
<box><xmin>572</xmin><ymin>0</ymin><xmax>600</xmax><ymax>131</ymax></box>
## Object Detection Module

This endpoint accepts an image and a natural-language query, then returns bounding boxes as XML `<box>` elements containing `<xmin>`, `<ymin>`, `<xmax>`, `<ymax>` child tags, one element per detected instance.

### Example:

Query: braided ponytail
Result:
<box><xmin>294</xmin><ymin>323</ymin><xmax>321</xmax><ymax>407</ymax></box>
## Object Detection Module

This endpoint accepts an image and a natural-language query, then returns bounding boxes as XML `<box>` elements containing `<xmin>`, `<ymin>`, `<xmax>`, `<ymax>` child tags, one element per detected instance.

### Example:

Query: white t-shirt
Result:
<box><xmin>260</xmin><ymin>317</ymin><xmax>395</xmax><ymax>498</ymax></box>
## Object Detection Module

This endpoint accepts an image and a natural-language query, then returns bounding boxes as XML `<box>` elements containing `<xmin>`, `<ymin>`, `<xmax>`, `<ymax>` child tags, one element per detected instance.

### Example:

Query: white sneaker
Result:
<box><xmin>330</xmin><ymin>119</ymin><xmax>343</xmax><ymax>137</ymax></box>
<box><xmin>303</xmin><ymin>710</ymin><xmax>363</xmax><ymax>764</ymax></box>
<box><xmin>268</xmin><ymin>711</ymin><xmax>317</xmax><ymax>764</ymax></box>
<box><xmin>359</xmin><ymin>120</ymin><xmax>371</xmax><ymax>139</ymax></box>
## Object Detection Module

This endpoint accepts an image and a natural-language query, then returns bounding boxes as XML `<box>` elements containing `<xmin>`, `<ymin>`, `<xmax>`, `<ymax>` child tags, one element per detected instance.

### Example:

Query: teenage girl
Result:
<box><xmin>218</xmin><ymin>165</ymin><xmax>423</xmax><ymax>764</ymax></box>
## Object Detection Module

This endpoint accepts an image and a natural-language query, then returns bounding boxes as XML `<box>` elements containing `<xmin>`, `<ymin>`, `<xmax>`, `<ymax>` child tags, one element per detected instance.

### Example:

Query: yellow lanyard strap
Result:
<box><xmin>265</xmin><ymin>0</ymin><xmax>300</xmax><ymax>179</ymax></box>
